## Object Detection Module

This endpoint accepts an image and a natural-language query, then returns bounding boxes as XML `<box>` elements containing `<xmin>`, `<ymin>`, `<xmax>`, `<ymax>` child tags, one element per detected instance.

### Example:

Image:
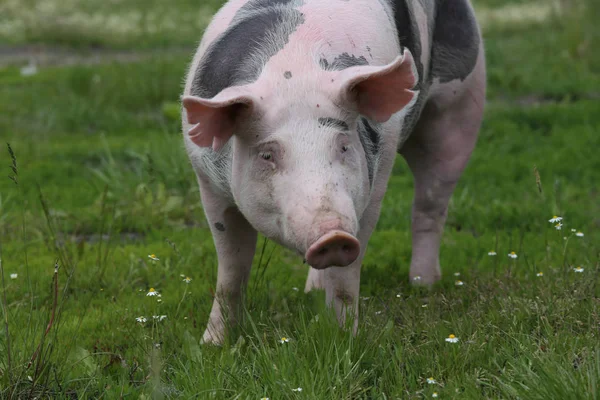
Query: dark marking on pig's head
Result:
<box><xmin>284</xmin><ymin>71</ymin><xmax>292</xmax><ymax>79</ymax></box>
<box><xmin>318</xmin><ymin>117</ymin><xmax>349</xmax><ymax>131</ymax></box>
<box><xmin>319</xmin><ymin>53</ymin><xmax>369</xmax><ymax>71</ymax></box>
<box><xmin>431</xmin><ymin>0</ymin><xmax>480</xmax><ymax>83</ymax></box>
<box><xmin>214</xmin><ymin>222</ymin><xmax>226</xmax><ymax>232</ymax></box>
<box><xmin>357</xmin><ymin>117</ymin><xmax>381</xmax><ymax>185</ymax></box>
<box><xmin>192</xmin><ymin>3</ymin><xmax>305</xmax><ymax>98</ymax></box>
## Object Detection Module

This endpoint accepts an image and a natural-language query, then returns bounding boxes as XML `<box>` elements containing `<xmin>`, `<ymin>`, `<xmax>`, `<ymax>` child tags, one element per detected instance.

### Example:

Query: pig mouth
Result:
<box><xmin>304</xmin><ymin>230</ymin><xmax>360</xmax><ymax>270</ymax></box>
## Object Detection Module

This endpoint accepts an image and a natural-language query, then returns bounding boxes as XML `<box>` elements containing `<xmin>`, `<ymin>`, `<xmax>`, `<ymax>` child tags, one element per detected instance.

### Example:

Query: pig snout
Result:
<box><xmin>305</xmin><ymin>218</ymin><xmax>360</xmax><ymax>269</ymax></box>
<box><xmin>305</xmin><ymin>231</ymin><xmax>360</xmax><ymax>269</ymax></box>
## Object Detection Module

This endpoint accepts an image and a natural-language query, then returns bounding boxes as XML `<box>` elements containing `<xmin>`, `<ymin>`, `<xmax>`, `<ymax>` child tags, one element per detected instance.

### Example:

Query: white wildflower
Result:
<box><xmin>445</xmin><ymin>334</ymin><xmax>459</xmax><ymax>343</ymax></box>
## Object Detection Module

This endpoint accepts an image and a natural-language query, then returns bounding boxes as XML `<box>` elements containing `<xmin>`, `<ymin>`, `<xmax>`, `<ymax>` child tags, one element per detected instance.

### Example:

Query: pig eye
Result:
<box><xmin>341</xmin><ymin>145</ymin><xmax>349</xmax><ymax>153</ymax></box>
<box><xmin>259</xmin><ymin>152</ymin><xmax>272</xmax><ymax>161</ymax></box>
<box><xmin>255</xmin><ymin>141</ymin><xmax>280</xmax><ymax>167</ymax></box>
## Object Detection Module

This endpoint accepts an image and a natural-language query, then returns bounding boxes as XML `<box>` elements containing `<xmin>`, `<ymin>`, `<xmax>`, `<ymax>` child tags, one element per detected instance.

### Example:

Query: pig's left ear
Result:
<box><xmin>335</xmin><ymin>49</ymin><xmax>417</xmax><ymax>123</ymax></box>
<box><xmin>182</xmin><ymin>87</ymin><xmax>256</xmax><ymax>151</ymax></box>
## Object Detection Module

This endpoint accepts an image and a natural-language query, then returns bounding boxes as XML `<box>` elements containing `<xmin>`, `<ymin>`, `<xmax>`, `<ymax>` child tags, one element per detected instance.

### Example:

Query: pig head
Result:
<box><xmin>183</xmin><ymin>52</ymin><xmax>416</xmax><ymax>269</ymax></box>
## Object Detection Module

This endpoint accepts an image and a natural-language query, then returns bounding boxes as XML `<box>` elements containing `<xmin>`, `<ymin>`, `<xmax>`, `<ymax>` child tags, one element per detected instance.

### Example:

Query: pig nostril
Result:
<box><xmin>318</xmin><ymin>247</ymin><xmax>328</xmax><ymax>255</ymax></box>
<box><xmin>342</xmin><ymin>244</ymin><xmax>350</xmax><ymax>252</ymax></box>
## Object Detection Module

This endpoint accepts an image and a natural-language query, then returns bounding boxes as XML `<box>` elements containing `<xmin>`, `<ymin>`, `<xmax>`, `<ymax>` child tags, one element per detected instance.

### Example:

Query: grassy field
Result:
<box><xmin>1</xmin><ymin>0</ymin><xmax>599</xmax><ymax>398</ymax></box>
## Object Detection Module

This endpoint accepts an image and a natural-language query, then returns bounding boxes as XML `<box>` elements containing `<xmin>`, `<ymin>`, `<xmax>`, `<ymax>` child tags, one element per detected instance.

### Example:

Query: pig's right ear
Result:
<box><xmin>182</xmin><ymin>89</ymin><xmax>255</xmax><ymax>152</ymax></box>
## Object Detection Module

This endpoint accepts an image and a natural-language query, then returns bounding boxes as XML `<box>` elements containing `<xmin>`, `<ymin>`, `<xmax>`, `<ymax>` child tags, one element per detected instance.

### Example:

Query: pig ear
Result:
<box><xmin>182</xmin><ymin>88</ymin><xmax>255</xmax><ymax>152</ymax></box>
<box><xmin>336</xmin><ymin>49</ymin><xmax>418</xmax><ymax>123</ymax></box>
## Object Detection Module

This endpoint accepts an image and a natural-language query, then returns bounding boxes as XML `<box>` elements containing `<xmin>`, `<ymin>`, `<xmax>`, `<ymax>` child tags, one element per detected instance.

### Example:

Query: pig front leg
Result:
<box><xmin>322</xmin><ymin>203</ymin><xmax>379</xmax><ymax>333</ymax></box>
<box><xmin>304</xmin><ymin>208</ymin><xmax>377</xmax><ymax>332</ymax></box>
<box><xmin>306</xmin><ymin>146</ymin><xmax>398</xmax><ymax>333</ymax></box>
<box><xmin>400</xmin><ymin>73</ymin><xmax>485</xmax><ymax>285</ymax></box>
<box><xmin>197</xmin><ymin>176</ymin><xmax>257</xmax><ymax>345</ymax></box>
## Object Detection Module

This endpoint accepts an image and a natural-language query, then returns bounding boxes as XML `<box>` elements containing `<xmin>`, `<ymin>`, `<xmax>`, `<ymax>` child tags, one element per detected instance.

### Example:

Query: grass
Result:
<box><xmin>1</xmin><ymin>0</ymin><xmax>599</xmax><ymax>398</ymax></box>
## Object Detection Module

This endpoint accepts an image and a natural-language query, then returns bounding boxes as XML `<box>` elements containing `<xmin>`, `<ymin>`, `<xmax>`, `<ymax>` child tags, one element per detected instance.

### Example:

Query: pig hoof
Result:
<box><xmin>304</xmin><ymin>267</ymin><xmax>325</xmax><ymax>292</ymax></box>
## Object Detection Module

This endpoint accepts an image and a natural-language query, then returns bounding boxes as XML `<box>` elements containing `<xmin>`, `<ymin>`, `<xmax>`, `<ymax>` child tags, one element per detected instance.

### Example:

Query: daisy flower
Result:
<box><xmin>445</xmin><ymin>334</ymin><xmax>459</xmax><ymax>343</ymax></box>
<box><xmin>487</xmin><ymin>251</ymin><xmax>497</xmax><ymax>256</ymax></box>
<box><xmin>555</xmin><ymin>222</ymin><xmax>563</xmax><ymax>230</ymax></box>
<box><xmin>147</xmin><ymin>288</ymin><xmax>159</xmax><ymax>296</ymax></box>
<box><xmin>148</xmin><ymin>254</ymin><xmax>159</xmax><ymax>261</ymax></box>
<box><xmin>455</xmin><ymin>280</ymin><xmax>465</xmax><ymax>286</ymax></box>
<box><xmin>432</xmin><ymin>392</ymin><xmax>439</xmax><ymax>398</ymax></box>
<box><xmin>279</xmin><ymin>337</ymin><xmax>290</xmax><ymax>344</ymax></box>
<box><xmin>412</xmin><ymin>275</ymin><xmax>422</xmax><ymax>282</ymax></box>
<box><xmin>574</xmin><ymin>266</ymin><xmax>584</xmax><ymax>273</ymax></box>
<box><xmin>575</xmin><ymin>232</ymin><xmax>584</xmax><ymax>237</ymax></box>
<box><xmin>292</xmin><ymin>387</ymin><xmax>303</xmax><ymax>392</ymax></box>
<box><xmin>10</xmin><ymin>273</ymin><xmax>17</xmax><ymax>279</ymax></box>
<box><xmin>292</xmin><ymin>287</ymin><xmax>299</xmax><ymax>291</ymax></box>
<box><xmin>508</xmin><ymin>252</ymin><xmax>518</xmax><ymax>259</ymax></box>
<box><xmin>261</xmin><ymin>398</ymin><xmax>270</xmax><ymax>400</ymax></box>
<box><xmin>183</xmin><ymin>276</ymin><xmax>192</xmax><ymax>283</ymax></box>
<box><xmin>427</xmin><ymin>377</ymin><xmax>436</xmax><ymax>384</ymax></box>
<box><xmin>548</xmin><ymin>216</ymin><xmax>562</xmax><ymax>223</ymax></box>
<box><xmin>454</xmin><ymin>272</ymin><xmax>461</xmax><ymax>276</ymax></box>
<box><xmin>536</xmin><ymin>272</ymin><xmax>544</xmax><ymax>277</ymax></box>
<box><xmin>136</xmin><ymin>316</ymin><xmax>147</xmax><ymax>323</ymax></box>
<box><xmin>153</xmin><ymin>315</ymin><xmax>167</xmax><ymax>322</ymax></box>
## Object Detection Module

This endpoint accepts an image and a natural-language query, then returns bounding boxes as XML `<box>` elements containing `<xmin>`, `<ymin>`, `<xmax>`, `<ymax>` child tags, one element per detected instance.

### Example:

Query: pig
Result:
<box><xmin>181</xmin><ymin>0</ymin><xmax>486</xmax><ymax>344</ymax></box>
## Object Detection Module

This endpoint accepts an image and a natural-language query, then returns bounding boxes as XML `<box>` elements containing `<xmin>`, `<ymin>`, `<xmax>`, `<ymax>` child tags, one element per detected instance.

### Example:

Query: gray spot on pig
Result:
<box><xmin>431</xmin><ymin>0</ymin><xmax>480</xmax><ymax>83</ymax></box>
<box><xmin>192</xmin><ymin>6</ymin><xmax>305</xmax><ymax>98</ymax></box>
<box><xmin>318</xmin><ymin>117</ymin><xmax>349</xmax><ymax>131</ymax></box>
<box><xmin>319</xmin><ymin>53</ymin><xmax>369</xmax><ymax>71</ymax></box>
<box><xmin>387</xmin><ymin>0</ymin><xmax>424</xmax><ymax>85</ymax></box>
<box><xmin>357</xmin><ymin>117</ymin><xmax>381</xmax><ymax>185</ymax></box>
<box><xmin>214</xmin><ymin>222</ymin><xmax>226</xmax><ymax>231</ymax></box>
<box><xmin>284</xmin><ymin>71</ymin><xmax>292</xmax><ymax>79</ymax></box>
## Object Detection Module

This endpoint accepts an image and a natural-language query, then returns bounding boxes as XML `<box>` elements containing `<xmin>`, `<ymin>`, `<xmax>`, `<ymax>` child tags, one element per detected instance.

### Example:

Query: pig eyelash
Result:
<box><xmin>259</xmin><ymin>152</ymin><xmax>273</xmax><ymax>160</ymax></box>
